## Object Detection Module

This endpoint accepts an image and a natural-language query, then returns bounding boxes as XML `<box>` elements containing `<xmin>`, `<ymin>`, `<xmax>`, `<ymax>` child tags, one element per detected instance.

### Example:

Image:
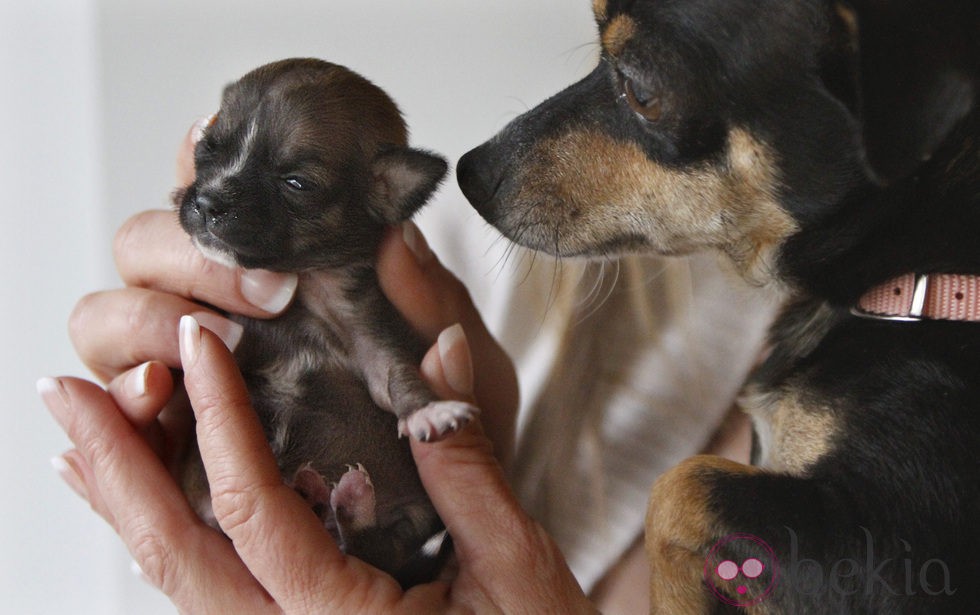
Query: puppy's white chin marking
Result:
<box><xmin>192</xmin><ymin>238</ymin><xmax>239</xmax><ymax>269</ymax></box>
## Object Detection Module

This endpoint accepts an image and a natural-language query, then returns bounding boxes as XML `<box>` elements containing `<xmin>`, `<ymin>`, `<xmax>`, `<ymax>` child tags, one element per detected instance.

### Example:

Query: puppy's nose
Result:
<box><xmin>194</xmin><ymin>193</ymin><xmax>227</xmax><ymax>222</ymax></box>
<box><xmin>456</xmin><ymin>146</ymin><xmax>501</xmax><ymax>210</ymax></box>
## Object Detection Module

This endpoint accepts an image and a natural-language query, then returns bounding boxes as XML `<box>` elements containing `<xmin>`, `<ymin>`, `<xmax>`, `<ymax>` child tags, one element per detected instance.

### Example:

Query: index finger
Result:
<box><xmin>176</xmin><ymin>117</ymin><xmax>200</xmax><ymax>187</ymax></box>
<box><xmin>178</xmin><ymin>315</ymin><xmax>402</xmax><ymax>611</ymax></box>
<box><xmin>114</xmin><ymin>210</ymin><xmax>297</xmax><ymax>318</ymax></box>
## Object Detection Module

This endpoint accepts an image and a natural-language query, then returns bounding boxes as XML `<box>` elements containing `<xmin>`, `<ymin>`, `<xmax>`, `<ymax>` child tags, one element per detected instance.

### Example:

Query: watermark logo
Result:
<box><xmin>704</xmin><ymin>533</ymin><xmax>779</xmax><ymax>607</ymax></box>
<box><xmin>703</xmin><ymin>528</ymin><xmax>957</xmax><ymax>607</ymax></box>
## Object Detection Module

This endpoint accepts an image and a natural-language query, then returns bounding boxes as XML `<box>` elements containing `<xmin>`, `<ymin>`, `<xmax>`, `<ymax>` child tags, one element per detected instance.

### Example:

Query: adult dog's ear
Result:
<box><xmin>369</xmin><ymin>148</ymin><xmax>448</xmax><ymax>224</ymax></box>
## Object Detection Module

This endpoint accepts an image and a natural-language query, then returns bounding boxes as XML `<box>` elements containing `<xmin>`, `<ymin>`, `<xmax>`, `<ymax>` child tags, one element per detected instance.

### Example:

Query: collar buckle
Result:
<box><xmin>851</xmin><ymin>273</ymin><xmax>929</xmax><ymax>322</ymax></box>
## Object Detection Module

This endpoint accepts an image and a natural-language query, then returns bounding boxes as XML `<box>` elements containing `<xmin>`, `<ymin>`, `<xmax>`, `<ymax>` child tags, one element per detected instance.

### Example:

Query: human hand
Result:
<box><xmin>40</xmin><ymin>313</ymin><xmax>592</xmax><ymax>613</ymax></box>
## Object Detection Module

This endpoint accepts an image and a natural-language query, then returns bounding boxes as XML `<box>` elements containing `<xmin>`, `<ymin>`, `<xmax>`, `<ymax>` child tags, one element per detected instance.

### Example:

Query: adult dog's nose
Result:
<box><xmin>456</xmin><ymin>145</ymin><xmax>501</xmax><ymax>212</ymax></box>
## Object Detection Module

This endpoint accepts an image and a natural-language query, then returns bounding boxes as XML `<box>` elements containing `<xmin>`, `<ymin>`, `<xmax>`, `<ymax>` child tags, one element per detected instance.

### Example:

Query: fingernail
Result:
<box><xmin>124</xmin><ymin>362</ymin><xmax>152</xmax><ymax>399</ymax></box>
<box><xmin>191</xmin><ymin>311</ymin><xmax>243</xmax><ymax>352</ymax></box>
<box><xmin>240</xmin><ymin>269</ymin><xmax>298</xmax><ymax>314</ymax></box>
<box><xmin>190</xmin><ymin>113</ymin><xmax>216</xmax><ymax>144</ymax></box>
<box><xmin>402</xmin><ymin>221</ymin><xmax>433</xmax><ymax>265</ymax></box>
<box><xmin>51</xmin><ymin>454</ymin><xmax>88</xmax><ymax>500</ymax></box>
<box><xmin>179</xmin><ymin>315</ymin><xmax>202</xmax><ymax>365</ymax></box>
<box><xmin>37</xmin><ymin>377</ymin><xmax>70</xmax><ymax>418</ymax></box>
<box><xmin>438</xmin><ymin>323</ymin><xmax>474</xmax><ymax>397</ymax></box>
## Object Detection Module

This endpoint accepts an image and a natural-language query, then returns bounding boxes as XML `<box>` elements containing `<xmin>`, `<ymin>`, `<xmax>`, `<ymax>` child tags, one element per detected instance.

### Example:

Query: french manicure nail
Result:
<box><xmin>124</xmin><ymin>362</ymin><xmax>152</xmax><ymax>399</ymax></box>
<box><xmin>240</xmin><ymin>269</ymin><xmax>298</xmax><ymax>314</ymax></box>
<box><xmin>51</xmin><ymin>455</ymin><xmax>88</xmax><ymax>500</ymax></box>
<box><xmin>37</xmin><ymin>377</ymin><xmax>70</xmax><ymax>415</ymax></box>
<box><xmin>179</xmin><ymin>315</ymin><xmax>201</xmax><ymax>364</ymax></box>
<box><xmin>191</xmin><ymin>311</ymin><xmax>244</xmax><ymax>352</ymax></box>
<box><xmin>403</xmin><ymin>221</ymin><xmax>433</xmax><ymax>265</ymax></box>
<box><xmin>438</xmin><ymin>323</ymin><xmax>474</xmax><ymax>396</ymax></box>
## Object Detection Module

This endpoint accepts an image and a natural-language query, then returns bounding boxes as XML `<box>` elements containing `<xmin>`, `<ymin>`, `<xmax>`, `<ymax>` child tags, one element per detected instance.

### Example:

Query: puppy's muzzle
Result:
<box><xmin>191</xmin><ymin>192</ymin><xmax>229</xmax><ymax>227</ymax></box>
<box><xmin>178</xmin><ymin>187</ymin><xmax>243</xmax><ymax>264</ymax></box>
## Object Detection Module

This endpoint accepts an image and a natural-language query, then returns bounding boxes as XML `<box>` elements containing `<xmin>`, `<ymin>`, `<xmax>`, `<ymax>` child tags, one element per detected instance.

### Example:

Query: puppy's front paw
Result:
<box><xmin>330</xmin><ymin>463</ymin><xmax>377</xmax><ymax>533</ymax></box>
<box><xmin>397</xmin><ymin>401</ymin><xmax>479</xmax><ymax>442</ymax></box>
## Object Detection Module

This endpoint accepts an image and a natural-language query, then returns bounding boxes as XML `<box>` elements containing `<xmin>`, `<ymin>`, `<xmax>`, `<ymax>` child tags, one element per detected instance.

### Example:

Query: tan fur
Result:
<box><xmin>646</xmin><ymin>455</ymin><xmax>762</xmax><ymax>613</ymax></box>
<box><xmin>510</xmin><ymin>127</ymin><xmax>797</xmax><ymax>283</ymax></box>
<box><xmin>740</xmin><ymin>385</ymin><xmax>840</xmax><ymax>476</ymax></box>
<box><xmin>602</xmin><ymin>15</ymin><xmax>638</xmax><ymax>58</ymax></box>
<box><xmin>834</xmin><ymin>2</ymin><xmax>859</xmax><ymax>40</ymax></box>
<box><xmin>593</xmin><ymin>0</ymin><xmax>609</xmax><ymax>24</ymax></box>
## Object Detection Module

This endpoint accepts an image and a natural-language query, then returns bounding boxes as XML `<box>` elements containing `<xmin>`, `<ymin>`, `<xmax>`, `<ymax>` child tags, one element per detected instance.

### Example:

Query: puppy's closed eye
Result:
<box><xmin>284</xmin><ymin>176</ymin><xmax>310</xmax><ymax>191</ymax></box>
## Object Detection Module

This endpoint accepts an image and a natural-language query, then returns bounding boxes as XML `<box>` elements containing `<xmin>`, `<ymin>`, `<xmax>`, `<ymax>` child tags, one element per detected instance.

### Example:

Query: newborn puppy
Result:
<box><xmin>175</xmin><ymin>58</ymin><xmax>477</xmax><ymax>587</ymax></box>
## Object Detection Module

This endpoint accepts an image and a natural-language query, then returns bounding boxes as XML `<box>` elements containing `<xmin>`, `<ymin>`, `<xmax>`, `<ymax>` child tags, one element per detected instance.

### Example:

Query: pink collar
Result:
<box><xmin>853</xmin><ymin>273</ymin><xmax>980</xmax><ymax>322</ymax></box>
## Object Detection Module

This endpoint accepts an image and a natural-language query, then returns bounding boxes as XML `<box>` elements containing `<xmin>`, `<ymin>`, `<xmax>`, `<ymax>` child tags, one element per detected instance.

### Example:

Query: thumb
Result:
<box><xmin>410</xmin><ymin>420</ymin><xmax>530</xmax><ymax>563</ymax></box>
<box><xmin>409</xmin><ymin>403</ymin><xmax>592</xmax><ymax>613</ymax></box>
<box><xmin>410</xmin><ymin>325</ymin><xmax>526</xmax><ymax>559</ymax></box>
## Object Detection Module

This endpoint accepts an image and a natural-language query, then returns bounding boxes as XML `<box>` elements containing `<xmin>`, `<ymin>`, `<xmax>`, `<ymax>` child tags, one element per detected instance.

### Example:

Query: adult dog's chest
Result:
<box><xmin>741</xmin><ymin>300</ymin><xmax>846</xmax><ymax>476</ymax></box>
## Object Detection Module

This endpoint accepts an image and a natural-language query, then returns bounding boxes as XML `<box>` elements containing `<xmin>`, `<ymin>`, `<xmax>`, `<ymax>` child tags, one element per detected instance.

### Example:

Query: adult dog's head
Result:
<box><xmin>178</xmin><ymin>58</ymin><xmax>447</xmax><ymax>272</ymax></box>
<box><xmin>458</xmin><ymin>0</ymin><xmax>873</xmax><ymax>282</ymax></box>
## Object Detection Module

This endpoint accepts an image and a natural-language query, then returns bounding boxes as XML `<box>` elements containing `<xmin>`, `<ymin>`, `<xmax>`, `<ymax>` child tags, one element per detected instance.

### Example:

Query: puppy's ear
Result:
<box><xmin>369</xmin><ymin>148</ymin><xmax>448</xmax><ymax>224</ymax></box>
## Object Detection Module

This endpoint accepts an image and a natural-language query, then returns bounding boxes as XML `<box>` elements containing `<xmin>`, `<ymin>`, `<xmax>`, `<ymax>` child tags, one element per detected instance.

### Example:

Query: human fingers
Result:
<box><xmin>52</xmin><ymin>361</ymin><xmax>180</xmax><ymax>528</ymax></box>
<box><xmin>178</xmin><ymin>315</ymin><xmax>405</xmax><ymax>612</ymax></box>
<box><xmin>106</xmin><ymin>361</ymin><xmax>174</xmax><ymax>428</ymax></box>
<box><xmin>410</xmin><ymin>326</ymin><xmax>595</xmax><ymax>614</ymax></box>
<box><xmin>377</xmin><ymin>223</ymin><xmax>518</xmax><ymax>465</ymax></box>
<box><xmin>70</xmin><ymin>287</ymin><xmax>243</xmax><ymax>382</ymax></box>
<box><xmin>38</xmin><ymin>376</ymin><xmax>278</xmax><ymax>613</ymax></box>
<box><xmin>411</xmin><ymin>422</ymin><xmax>594</xmax><ymax>615</ymax></box>
<box><xmin>114</xmin><ymin>209</ymin><xmax>298</xmax><ymax>318</ymax></box>
<box><xmin>418</xmin><ymin>324</ymin><xmax>475</xmax><ymax>406</ymax></box>
<box><xmin>50</xmin><ymin>449</ymin><xmax>115</xmax><ymax>527</ymax></box>
<box><xmin>176</xmin><ymin>116</ymin><xmax>212</xmax><ymax>187</ymax></box>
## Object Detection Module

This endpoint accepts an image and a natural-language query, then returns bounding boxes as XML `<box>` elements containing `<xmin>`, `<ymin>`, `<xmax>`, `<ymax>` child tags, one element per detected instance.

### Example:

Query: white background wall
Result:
<box><xmin>1</xmin><ymin>1</ymin><xmax>596</xmax><ymax>612</ymax></box>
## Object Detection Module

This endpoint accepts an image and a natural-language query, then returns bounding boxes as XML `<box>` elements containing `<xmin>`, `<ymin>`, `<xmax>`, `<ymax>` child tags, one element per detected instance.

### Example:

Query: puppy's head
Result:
<box><xmin>458</xmin><ymin>0</ymin><xmax>868</xmax><ymax>282</ymax></box>
<box><xmin>178</xmin><ymin>58</ymin><xmax>447</xmax><ymax>271</ymax></box>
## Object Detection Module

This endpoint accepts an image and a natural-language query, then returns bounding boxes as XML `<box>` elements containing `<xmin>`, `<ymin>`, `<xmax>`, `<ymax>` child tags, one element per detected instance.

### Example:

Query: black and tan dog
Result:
<box><xmin>458</xmin><ymin>0</ymin><xmax>979</xmax><ymax>612</ymax></box>
<box><xmin>177</xmin><ymin>58</ymin><xmax>474</xmax><ymax>587</ymax></box>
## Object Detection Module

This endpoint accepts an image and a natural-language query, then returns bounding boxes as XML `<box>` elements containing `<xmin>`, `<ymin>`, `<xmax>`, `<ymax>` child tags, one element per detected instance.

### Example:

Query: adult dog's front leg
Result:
<box><xmin>646</xmin><ymin>455</ymin><xmax>767</xmax><ymax>614</ymax></box>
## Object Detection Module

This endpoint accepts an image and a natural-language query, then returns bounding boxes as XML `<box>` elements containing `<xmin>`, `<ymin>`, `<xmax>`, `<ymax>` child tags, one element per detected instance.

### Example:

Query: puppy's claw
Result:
<box><xmin>331</xmin><ymin>464</ymin><xmax>377</xmax><ymax>532</ymax></box>
<box><xmin>400</xmin><ymin>400</ymin><xmax>480</xmax><ymax>442</ymax></box>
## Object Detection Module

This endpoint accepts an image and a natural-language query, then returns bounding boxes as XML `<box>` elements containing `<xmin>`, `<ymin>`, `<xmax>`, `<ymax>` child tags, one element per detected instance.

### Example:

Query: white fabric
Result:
<box><xmin>417</xmin><ymin>200</ymin><xmax>779</xmax><ymax>591</ymax></box>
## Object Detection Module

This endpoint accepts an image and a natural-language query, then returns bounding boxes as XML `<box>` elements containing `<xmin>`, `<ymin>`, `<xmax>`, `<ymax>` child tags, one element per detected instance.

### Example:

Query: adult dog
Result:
<box><xmin>458</xmin><ymin>0</ymin><xmax>979</xmax><ymax>612</ymax></box>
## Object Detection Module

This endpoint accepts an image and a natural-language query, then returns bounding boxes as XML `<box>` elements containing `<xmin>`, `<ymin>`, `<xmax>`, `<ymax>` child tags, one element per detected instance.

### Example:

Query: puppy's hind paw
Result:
<box><xmin>289</xmin><ymin>463</ymin><xmax>331</xmax><ymax>522</ymax></box>
<box><xmin>330</xmin><ymin>463</ymin><xmax>377</xmax><ymax>532</ymax></box>
<box><xmin>397</xmin><ymin>400</ymin><xmax>480</xmax><ymax>442</ymax></box>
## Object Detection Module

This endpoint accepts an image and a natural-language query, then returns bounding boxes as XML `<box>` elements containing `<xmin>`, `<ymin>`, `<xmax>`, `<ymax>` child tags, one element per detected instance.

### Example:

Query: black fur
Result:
<box><xmin>457</xmin><ymin>0</ymin><xmax>979</xmax><ymax>612</ymax></box>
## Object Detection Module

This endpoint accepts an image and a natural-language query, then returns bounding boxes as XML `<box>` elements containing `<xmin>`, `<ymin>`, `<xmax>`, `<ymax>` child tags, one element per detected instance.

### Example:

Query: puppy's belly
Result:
<box><xmin>231</xmin><ymin>319</ymin><xmax>445</xmax><ymax>582</ymax></box>
<box><xmin>241</xmin><ymin>331</ymin><xmax>430</xmax><ymax>514</ymax></box>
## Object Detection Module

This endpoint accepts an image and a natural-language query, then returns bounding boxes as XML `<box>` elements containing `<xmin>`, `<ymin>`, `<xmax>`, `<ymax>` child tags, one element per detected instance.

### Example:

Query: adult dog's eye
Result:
<box><xmin>617</xmin><ymin>72</ymin><xmax>662</xmax><ymax>122</ymax></box>
<box><xmin>284</xmin><ymin>176</ymin><xmax>308</xmax><ymax>191</ymax></box>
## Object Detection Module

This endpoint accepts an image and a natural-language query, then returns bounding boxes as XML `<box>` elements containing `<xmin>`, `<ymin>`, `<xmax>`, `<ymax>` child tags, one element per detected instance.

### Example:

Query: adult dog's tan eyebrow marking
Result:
<box><xmin>593</xmin><ymin>0</ymin><xmax>608</xmax><ymax>23</ymax></box>
<box><xmin>602</xmin><ymin>14</ymin><xmax>638</xmax><ymax>58</ymax></box>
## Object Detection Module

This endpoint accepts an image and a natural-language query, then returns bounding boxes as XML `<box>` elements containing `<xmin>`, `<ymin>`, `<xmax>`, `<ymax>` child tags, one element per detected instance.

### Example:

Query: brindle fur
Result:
<box><xmin>176</xmin><ymin>58</ymin><xmax>474</xmax><ymax>588</ymax></box>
